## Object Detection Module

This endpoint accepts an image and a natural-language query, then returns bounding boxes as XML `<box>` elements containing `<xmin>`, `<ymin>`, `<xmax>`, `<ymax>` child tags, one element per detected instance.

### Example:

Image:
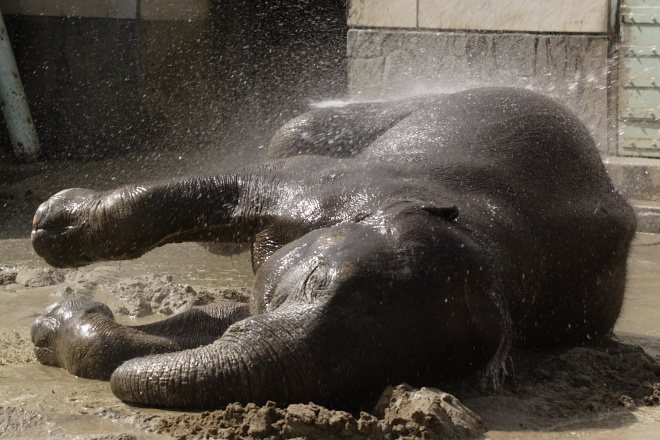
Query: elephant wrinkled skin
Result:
<box><xmin>30</xmin><ymin>88</ymin><xmax>635</xmax><ymax>410</ymax></box>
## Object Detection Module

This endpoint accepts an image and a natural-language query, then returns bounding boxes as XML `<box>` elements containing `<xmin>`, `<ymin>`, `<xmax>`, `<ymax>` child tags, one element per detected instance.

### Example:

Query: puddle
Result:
<box><xmin>0</xmin><ymin>239</ymin><xmax>254</xmax><ymax>289</ymax></box>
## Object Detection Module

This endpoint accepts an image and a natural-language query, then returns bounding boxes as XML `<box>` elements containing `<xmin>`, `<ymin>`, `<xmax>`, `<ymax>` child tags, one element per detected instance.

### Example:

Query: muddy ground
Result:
<box><xmin>0</xmin><ymin>157</ymin><xmax>659</xmax><ymax>439</ymax></box>
<box><xmin>0</xmin><ymin>240</ymin><xmax>658</xmax><ymax>440</ymax></box>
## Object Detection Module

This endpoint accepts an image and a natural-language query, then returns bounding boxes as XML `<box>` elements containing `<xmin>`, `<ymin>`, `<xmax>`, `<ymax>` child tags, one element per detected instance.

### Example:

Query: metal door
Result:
<box><xmin>619</xmin><ymin>0</ymin><xmax>660</xmax><ymax>157</ymax></box>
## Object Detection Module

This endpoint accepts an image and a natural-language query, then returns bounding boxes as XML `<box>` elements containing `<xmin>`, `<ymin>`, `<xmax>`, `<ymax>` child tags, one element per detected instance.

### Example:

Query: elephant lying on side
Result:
<box><xmin>30</xmin><ymin>88</ymin><xmax>635</xmax><ymax>410</ymax></box>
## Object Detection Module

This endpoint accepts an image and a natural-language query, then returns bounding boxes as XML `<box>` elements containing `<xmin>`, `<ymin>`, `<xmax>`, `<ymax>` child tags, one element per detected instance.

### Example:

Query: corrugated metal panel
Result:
<box><xmin>619</xmin><ymin>0</ymin><xmax>660</xmax><ymax>157</ymax></box>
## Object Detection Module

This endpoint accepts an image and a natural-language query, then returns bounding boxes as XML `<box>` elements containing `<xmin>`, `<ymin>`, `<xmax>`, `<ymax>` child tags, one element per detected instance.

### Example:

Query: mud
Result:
<box><xmin>124</xmin><ymin>385</ymin><xmax>483</xmax><ymax>440</ymax></box>
<box><xmin>1</xmin><ymin>253</ymin><xmax>659</xmax><ymax>440</ymax></box>
<box><xmin>462</xmin><ymin>342</ymin><xmax>660</xmax><ymax>430</ymax></box>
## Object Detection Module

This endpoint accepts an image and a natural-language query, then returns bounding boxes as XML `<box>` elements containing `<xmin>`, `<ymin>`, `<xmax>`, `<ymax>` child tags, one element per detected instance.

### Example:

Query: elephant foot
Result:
<box><xmin>31</xmin><ymin>299</ymin><xmax>121</xmax><ymax>379</ymax></box>
<box><xmin>31</xmin><ymin>299</ymin><xmax>252</xmax><ymax>380</ymax></box>
<box><xmin>31</xmin><ymin>188</ymin><xmax>100</xmax><ymax>268</ymax></box>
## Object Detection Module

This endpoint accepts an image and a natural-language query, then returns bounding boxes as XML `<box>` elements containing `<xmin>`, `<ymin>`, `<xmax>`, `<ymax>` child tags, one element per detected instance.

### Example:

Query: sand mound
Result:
<box><xmin>127</xmin><ymin>385</ymin><xmax>483</xmax><ymax>440</ymax></box>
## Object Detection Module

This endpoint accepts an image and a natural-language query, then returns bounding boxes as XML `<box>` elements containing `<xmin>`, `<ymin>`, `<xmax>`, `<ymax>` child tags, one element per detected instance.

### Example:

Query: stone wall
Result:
<box><xmin>347</xmin><ymin>0</ymin><xmax>609</xmax><ymax>33</ymax></box>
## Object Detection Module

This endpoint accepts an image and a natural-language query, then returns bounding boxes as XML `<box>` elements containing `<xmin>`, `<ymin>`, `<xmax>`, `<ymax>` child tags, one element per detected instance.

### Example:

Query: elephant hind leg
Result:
<box><xmin>31</xmin><ymin>299</ymin><xmax>250</xmax><ymax>380</ymax></box>
<box><xmin>198</xmin><ymin>242</ymin><xmax>250</xmax><ymax>257</ymax></box>
<box><xmin>133</xmin><ymin>302</ymin><xmax>251</xmax><ymax>345</ymax></box>
<box><xmin>266</xmin><ymin>97</ymin><xmax>433</xmax><ymax>160</ymax></box>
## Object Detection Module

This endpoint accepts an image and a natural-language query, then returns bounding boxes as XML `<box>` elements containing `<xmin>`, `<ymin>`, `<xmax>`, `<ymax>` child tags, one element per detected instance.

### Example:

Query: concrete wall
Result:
<box><xmin>0</xmin><ymin>0</ymin><xmax>223</xmax><ymax>161</ymax></box>
<box><xmin>347</xmin><ymin>0</ymin><xmax>613</xmax><ymax>154</ymax></box>
<box><xmin>0</xmin><ymin>0</ymin><xmax>347</xmax><ymax>164</ymax></box>
<box><xmin>348</xmin><ymin>0</ymin><xmax>609</xmax><ymax>33</ymax></box>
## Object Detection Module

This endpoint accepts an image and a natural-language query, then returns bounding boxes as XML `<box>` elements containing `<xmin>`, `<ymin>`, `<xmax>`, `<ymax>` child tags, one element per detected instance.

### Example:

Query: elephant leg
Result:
<box><xmin>31</xmin><ymin>299</ymin><xmax>250</xmax><ymax>380</ymax></box>
<box><xmin>267</xmin><ymin>95</ymin><xmax>439</xmax><ymax>159</ymax></box>
<box><xmin>31</xmin><ymin>173</ymin><xmax>313</xmax><ymax>269</ymax></box>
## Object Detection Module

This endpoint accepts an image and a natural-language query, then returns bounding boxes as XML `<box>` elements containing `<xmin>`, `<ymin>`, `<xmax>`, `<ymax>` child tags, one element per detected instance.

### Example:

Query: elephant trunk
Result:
<box><xmin>109</xmin><ymin>309</ymin><xmax>318</xmax><ymax>409</ymax></box>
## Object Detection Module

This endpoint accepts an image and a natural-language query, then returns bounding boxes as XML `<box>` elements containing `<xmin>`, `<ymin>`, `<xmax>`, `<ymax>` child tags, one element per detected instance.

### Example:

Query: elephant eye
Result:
<box><xmin>303</xmin><ymin>262</ymin><xmax>332</xmax><ymax>301</ymax></box>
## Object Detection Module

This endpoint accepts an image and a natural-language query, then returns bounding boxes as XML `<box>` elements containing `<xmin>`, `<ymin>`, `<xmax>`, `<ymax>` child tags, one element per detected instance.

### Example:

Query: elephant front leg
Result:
<box><xmin>30</xmin><ymin>187</ymin><xmax>158</xmax><ymax>268</ymax></box>
<box><xmin>30</xmin><ymin>175</ymin><xmax>276</xmax><ymax>268</ymax></box>
<box><xmin>31</xmin><ymin>299</ymin><xmax>250</xmax><ymax>380</ymax></box>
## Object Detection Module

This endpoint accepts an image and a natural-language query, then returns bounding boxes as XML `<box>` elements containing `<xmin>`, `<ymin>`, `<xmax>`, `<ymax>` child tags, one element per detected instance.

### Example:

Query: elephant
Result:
<box><xmin>30</xmin><ymin>87</ymin><xmax>636</xmax><ymax>410</ymax></box>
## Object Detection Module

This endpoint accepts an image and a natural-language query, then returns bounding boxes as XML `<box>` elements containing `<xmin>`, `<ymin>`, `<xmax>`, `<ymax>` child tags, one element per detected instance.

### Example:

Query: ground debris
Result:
<box><xmin>15</xmin><ymin>266</ymin><xmax>65</xmax><ymax>287</ymax></box>
<box><xmin>457</xmin><ymin>339</ymin><xmax>660</xmax><ymax>432</ymax></box>
<box><xmin>113</xmin><ymin>274</ymin><xmax>251</xmax><ymax>317</ymax></box>
<box><xmin>642</xmin><ymin>383</ymin><xmax>660</xmax><ymax>406</ymax></box>
<box><xmin>79</xmin><ymin>435</ymin><xmax>138</xmax><ymax>440</ymax></box>
<box><xmin>525</xmin><ymin>343</ymin><xmax>660</xmax><ymax>413</ymax></box>
<box><xmin>130</xmin><ymin>385</ymin><xmax>483</xmax><ymax>440</ymax></box>
<box><xmin>14</xmin><ymin>264</ymin><xmax>253</xmax><ymax>318</ymax></box>
<box><xmin>0</xmin><ymin>331</ymin><xmax>35</xmax><ymax>365</ymax></box>
<box><xmin>0</xmin><ymin>265</ymin><xmax>18</xmax><ymax>285</ymax></box>
<box><xmin>0</xmin><ymin>407</ymin><xmax>44</xmax><ymax>438</ymax></box>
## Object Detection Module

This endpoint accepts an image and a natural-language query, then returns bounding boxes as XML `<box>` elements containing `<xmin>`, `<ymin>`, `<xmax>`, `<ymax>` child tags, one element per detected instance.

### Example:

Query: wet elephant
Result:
<box><xmin>30</xmin><ymin>87</ymin><xmax>635</xmax><ymax>409</ymax></box>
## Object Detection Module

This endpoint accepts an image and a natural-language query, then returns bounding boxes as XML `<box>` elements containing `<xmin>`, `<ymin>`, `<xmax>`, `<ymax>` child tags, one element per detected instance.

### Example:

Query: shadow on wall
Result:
<box><xmin>0</xmin><ymin>0</ymin><xmax>347</xmax><ymax>169</ymax></box>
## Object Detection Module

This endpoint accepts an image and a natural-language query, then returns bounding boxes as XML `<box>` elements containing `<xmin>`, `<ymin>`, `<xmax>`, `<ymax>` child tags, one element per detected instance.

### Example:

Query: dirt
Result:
<box><xmin>120</xmin><ymin>385</ymin><xmax>483</xmax><ymax>440</ymax></box>
<box><xmin>0</xmin><ymin>262</ymin><xmax>659</xmax><ymax>440</ymax></box>
<box><xmin>11</xmin><ymin>266</ymin><xmax>251</xmax><ymax>318</ymax></box>
<box><xmin>461</xmin><ymin>342</ymin><xmax>660</xmax><ymax>430</ymax></box>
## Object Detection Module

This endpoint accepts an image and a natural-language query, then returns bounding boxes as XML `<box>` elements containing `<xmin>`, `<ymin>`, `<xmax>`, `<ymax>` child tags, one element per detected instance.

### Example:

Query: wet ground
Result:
<box><xmin>0</xmin><ymin>157</ymin><xmax>659</xmax><ymax>439</ymax></box>
<box><xmin>0</xmin><ymin>234</ymin><xmax>658</xmax><ymax>439</ymax></box>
